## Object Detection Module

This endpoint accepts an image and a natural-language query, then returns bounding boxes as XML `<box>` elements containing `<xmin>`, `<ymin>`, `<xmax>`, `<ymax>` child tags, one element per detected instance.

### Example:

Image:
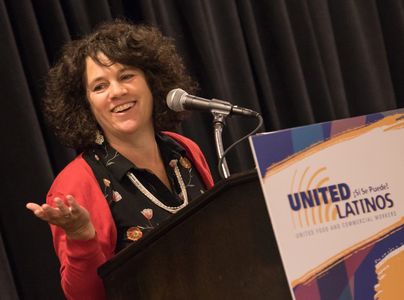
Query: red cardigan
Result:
<box><xmin>47</xmin><ymin>132</ymin><xmax>213</xmax><ymax>300</ymax></box>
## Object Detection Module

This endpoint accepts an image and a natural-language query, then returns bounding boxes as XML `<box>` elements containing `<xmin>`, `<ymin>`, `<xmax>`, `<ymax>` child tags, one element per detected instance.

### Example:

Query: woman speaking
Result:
<box><xmin>26</xmin><ymin>19</ymin><xmax>213</xmax><ymax>299</ymax></box>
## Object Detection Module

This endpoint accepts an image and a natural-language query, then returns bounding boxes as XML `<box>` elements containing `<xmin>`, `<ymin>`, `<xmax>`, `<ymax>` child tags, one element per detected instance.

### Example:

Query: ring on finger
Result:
<box><xmin>64</xmin><ymin>207</ymin><xmax>73</xmax><ymax>218</ymax></box>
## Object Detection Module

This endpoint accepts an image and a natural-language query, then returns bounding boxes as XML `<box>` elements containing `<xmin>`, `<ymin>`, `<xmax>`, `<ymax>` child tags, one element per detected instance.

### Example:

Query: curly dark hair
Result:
<box><xmin>43</xmin><ymin>19</ymin><xmax>197</xmax><ymax>150</ymax></box>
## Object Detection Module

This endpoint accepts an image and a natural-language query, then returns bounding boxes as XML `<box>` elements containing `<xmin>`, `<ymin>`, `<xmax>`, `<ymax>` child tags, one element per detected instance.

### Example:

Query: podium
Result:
<box><xmin>98</xmin><ymin>171</ymin><xmax>291</xmax><ymax>299</ymax></box>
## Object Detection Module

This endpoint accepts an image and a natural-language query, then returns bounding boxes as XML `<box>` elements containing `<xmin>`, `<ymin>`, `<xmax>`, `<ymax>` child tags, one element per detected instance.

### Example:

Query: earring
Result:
<box><xmin>95</xmin><ymin>130</ymin><xmax>105</xmax><ymax>145</ymax></box>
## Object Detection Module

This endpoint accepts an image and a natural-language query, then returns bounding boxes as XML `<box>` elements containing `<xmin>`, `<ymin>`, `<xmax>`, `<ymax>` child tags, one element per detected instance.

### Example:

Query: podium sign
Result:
<box><xmin>250</xmin><ymin>109</ymin><xmax>404</xmax><ymax>300</ymax></box>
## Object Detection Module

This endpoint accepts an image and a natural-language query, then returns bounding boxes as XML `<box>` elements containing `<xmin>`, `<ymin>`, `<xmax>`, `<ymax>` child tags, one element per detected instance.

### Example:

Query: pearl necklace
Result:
<box><xmin>126</xmin><ymin>159</ymin><xmax>189</xmax><ymax>214</ymax></box>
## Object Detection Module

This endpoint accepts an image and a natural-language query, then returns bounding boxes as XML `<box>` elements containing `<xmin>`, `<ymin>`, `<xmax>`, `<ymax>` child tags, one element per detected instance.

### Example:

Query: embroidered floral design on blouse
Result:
<box><xmin>106</xmin><ymin>151</ymin><xmax>119</xmax><ymax>166</ymax></box>
<box><xmin>169</xmin><ymin>159</ymin><xmax>177</xmax><ymax>168</ymax></box>
<box><xmin>183</xmin><ymin>167</ymin><xmax>194</xmax><ymax>187</ymax></box>
<box><xmin>168</xmin><ymin>157</ymin><xmax>196</xmax><ymax>198</ymax></box>
<box><xmin>126</xmin><ymin>227</ymin><xmax>143</xmax><ymax>241</ymax></box>
<box><xmin>101</xmin><ymin>143</ymin><xmax>120</xmax><ymax>166</ymax></box>
<box><xmin>102</xmin><ymin>178</ymin><xmax>112</xmax><ymax>198</ymax></box>
<box><xmin>112</xmin><ymin>190</ymin><xmax>122</xmax><ymax>202</ymax></box>
<box><xmin>103</xmin><ymin>178</ymin><xmax>111</xmax><ymax>187</ymax></box>
<box><xmin>179</xmin><ymin>156</ymin><xmax>192</xmax><ymax>169</ymax></box>
<box><xmin>140</xmin><ymin>208</ymin><xmax>155</xmax><ymax>230</ymax></box>
<box><xmin>141</xmin><ymin>208</ymin><xmax>153</xmax><ymax>220</ymax></box>
<box><xmin>178</xmin><ymin>156</ymin><xmax>195</xmax><ymax>188</ymax></box>
<box><xmin>126</xmin><ymin>209</ymin><xmax>155</xmax><ymax>242</ymax></box>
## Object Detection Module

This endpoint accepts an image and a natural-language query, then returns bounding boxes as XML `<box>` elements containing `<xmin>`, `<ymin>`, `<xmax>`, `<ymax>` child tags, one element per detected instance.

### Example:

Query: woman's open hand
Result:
<box><xmin>26</xmin><ymin>195</ymin><xmax>95</xmax><ymax>240</ymax></box>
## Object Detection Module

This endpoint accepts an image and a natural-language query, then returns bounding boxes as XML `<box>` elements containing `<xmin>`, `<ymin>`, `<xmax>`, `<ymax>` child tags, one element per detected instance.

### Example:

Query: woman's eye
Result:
<box><xmin>93</xmin><ymin>83</ymin><xmax>107</xmax><ymax>92</ymax></box>
<box><xmin>121</xmin><ymin>73</ymin><xmax>134</xmax><ymax>81</ymax></box>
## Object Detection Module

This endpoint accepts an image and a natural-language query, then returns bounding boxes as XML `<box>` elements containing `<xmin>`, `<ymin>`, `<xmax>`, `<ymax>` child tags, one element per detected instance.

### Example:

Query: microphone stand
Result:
<box><xmin>212</xmin><ymin>110</ymin><xmax>230</xmax><ymax>179</ymax></box>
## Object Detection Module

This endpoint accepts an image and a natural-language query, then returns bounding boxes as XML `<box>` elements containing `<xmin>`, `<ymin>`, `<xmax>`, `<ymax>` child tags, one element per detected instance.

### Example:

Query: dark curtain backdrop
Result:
<box><xmin>1</xmin><ymin>0</ymin><xmax>403</xmax><ymax>299</ymax></box>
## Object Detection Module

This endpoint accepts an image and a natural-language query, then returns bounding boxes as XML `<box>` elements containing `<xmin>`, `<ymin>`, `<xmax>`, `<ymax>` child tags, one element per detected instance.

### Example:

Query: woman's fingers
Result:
<box><xmin>26</xmin><ymin>202</ymin><xmax>41</xmax><ymax>212</ymax></box>
<box><xmin>65</xmin><ymin>195</ymin><xmax>80</xmax><ymax>214</ymax></box>
<box><xmin>27</xmin><ymin>197</ymin><xmax>75</xmax><ymax>224</ymax></box>
<box><xmin>26</xmin><ymin>202</ymin><xmax>47</xmax><ymax>220</ymax></box>
<box><xmin>54</xmin><ymin>197</ymin><xmax>72</xmax><ymax>218</ymax></box>
<box><xmin>27</xmin><ymin>196</ymin><xmax>95</xmax><ymax>240</ymax></box>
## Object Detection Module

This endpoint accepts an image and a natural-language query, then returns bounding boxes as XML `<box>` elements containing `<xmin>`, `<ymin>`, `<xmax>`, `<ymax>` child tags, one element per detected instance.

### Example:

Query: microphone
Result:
<box><xmin>166</xmin><ymin>88</ymin><xmax>259</xmax><ymax>117</ymax></box>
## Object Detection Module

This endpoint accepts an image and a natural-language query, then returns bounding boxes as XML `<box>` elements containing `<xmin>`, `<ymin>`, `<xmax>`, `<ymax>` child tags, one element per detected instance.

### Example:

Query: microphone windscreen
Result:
<box><xmin>166</xmin><ymin>88</ymin><xmax>187</xmax><ymax>111</ymax></box>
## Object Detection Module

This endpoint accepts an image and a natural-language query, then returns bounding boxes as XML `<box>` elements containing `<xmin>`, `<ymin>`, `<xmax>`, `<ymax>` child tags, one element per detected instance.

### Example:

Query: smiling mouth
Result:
<box><xmin>112</xmin><ymin>102</ymin><xmax>135</xmax><ymax>113</ymax></box>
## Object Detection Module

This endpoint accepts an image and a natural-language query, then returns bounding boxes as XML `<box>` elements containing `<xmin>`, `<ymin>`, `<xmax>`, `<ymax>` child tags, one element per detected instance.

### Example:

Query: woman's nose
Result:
<box><xmin>110</xmin><ymin>82</ymin><xmax>127</xmax><ymax>98</ymax></box>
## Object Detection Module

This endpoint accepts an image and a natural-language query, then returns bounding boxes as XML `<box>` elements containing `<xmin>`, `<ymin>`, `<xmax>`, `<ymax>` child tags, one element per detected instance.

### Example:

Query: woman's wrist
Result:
<box><xmin>66</xmin><ymin>223</ymin><xmax>96</xmax><ymax>240</ymax></box>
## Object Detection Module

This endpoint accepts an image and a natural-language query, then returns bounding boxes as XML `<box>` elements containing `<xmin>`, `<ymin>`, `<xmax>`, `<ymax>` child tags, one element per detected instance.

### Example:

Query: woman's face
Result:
<box><xmin>85</xmin><ymin>53</ymin><xmax>154</xmax><ymax>142</ymax></box>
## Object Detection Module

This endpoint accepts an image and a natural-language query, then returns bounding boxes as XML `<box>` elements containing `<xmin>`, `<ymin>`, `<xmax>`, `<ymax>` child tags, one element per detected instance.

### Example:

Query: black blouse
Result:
<box><xmin>83</xmin><ymin>133</ymin><xmax>206</xmax><ymax>252</ymax></box>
